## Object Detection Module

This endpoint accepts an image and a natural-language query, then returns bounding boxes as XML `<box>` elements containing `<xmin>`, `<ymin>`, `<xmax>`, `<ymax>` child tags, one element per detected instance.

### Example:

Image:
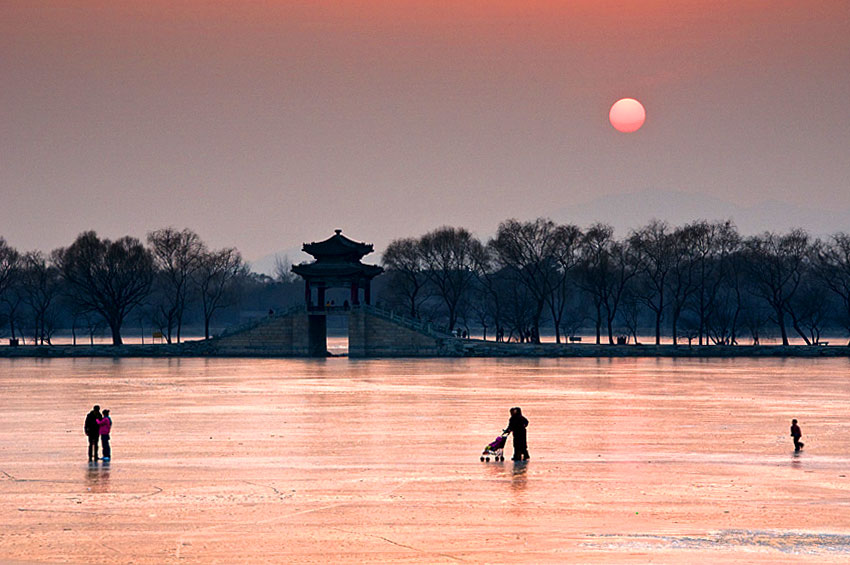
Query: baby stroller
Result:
<box><xmin>480</xmin><ymin>432</ymin><xmax>508</xmax><ymax>462</ymax></box>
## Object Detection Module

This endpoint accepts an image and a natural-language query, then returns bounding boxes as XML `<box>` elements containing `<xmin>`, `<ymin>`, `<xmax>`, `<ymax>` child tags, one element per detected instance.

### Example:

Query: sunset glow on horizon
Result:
<box><xmin>1</xmin><ymin>1</ymin><xmax>849</xmax><ymax>259</ymax></box>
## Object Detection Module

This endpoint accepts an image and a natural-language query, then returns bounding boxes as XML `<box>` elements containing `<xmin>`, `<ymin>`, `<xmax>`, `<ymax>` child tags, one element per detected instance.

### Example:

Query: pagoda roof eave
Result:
<box><xmin>302</xmin><ymin>230</ymin><xmax>374</xmax><ymax>259</ymax></box>
<box><xmin>291</xmin><ymin>262</ymin><xmax>383</xmax><ymax>279</ymax></box>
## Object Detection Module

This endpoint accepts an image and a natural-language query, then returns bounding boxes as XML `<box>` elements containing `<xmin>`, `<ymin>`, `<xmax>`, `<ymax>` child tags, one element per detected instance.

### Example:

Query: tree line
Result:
<box><xmin>5</xmin><ymin>220</ymin><xmax>850</xmax><ymax>348</ymax></box>
<box><xmin>380</xmin><ymin>219</ymin><xmax>850</xmax><ymax>346</ymax></box>
<box><xmin>0</xmin><ymin>229</ymin><xmax>255</xmax><ymax>345</ymax></box>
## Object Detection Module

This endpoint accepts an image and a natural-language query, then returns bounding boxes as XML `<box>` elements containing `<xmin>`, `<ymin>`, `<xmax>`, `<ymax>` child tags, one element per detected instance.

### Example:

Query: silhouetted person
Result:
<box><xmin>504</xmin><ymin>407</ymin><xmax>529</xmax><ymax>461</ymax></box>
<box><xmin>97</xmin><ymin>409</ymin><xmax>113</xmax><ymax>461</ymax></box>
<box><xmin>791</xmin><ymin>419</ymin><xmax>804</xmax><ymax>452</ymax></box>
<box><xmin>84</xmin><ymin>405</ymin><xmax>102</xmax><ymax>461</ymax></box>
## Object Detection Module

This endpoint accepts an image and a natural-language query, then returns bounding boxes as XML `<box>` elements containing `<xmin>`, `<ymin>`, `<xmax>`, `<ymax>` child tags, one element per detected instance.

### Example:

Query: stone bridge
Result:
<box><xmin>198</xmin><ymin>305</ymin><xmax>462</xmax><ymax>357</ymax></box>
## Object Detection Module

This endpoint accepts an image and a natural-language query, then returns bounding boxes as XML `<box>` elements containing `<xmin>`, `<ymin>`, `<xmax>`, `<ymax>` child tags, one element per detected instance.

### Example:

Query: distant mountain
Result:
<box><xmin>554</xmin><ymin>190</ymin><xmax>850</xmax><ymax>237</ymax></box>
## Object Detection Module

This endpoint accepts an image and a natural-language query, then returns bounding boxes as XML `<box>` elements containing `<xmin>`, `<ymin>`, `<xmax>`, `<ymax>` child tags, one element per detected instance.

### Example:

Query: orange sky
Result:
<box><xmin>2</xmin><ymin>1</ymin><xmax>849</xmax><ymax>262</ymax></box>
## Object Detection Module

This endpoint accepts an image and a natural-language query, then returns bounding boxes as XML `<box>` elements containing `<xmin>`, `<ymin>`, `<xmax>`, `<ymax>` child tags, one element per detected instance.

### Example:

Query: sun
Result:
<box><xmin>609</xmin><ymin>98</ymin><xmax>646</xmax><ymax>133</ymax></box>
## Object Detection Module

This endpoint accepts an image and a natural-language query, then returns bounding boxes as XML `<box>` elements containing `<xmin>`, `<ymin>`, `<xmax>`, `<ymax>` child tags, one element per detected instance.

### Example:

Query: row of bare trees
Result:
<box><xmin>6</xmin><ymin>220</ymin><xmax>850</xmax><ymax>347</ymax></box>
<box><xmin>0</xmin><ymin>229</ymin><xmax>246</xmax><ymax>345</ymax></box>
<box><xmin>381</xmin><ymin>220</ymin><xmax>850</xmax><ymax>346</ymax></box>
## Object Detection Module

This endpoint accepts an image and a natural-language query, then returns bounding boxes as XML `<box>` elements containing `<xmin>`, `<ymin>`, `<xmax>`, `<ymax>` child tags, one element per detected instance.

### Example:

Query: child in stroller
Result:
<box><xmin>480</xmin><ymin>432</ymin><xmax>508</xmax><ymax>461</ymax></box>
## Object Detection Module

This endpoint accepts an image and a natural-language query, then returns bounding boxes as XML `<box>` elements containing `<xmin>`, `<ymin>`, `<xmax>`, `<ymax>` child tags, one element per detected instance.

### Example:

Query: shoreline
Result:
<box><xmin>1</xmin><ymin>341</ymin><xmax>849</xmax><ymax>358</ymax></box>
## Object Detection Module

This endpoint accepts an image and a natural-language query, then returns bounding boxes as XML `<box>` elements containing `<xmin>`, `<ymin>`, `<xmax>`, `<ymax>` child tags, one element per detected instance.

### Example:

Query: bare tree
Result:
<box><xmin>666</xmin><ymin>224</ymin><xmax>699</xmax><ymax>345</ymax></box>
<box><xmin>577</xmin><ymin>224</ymin><xmax>612</xmax><ymax>344</ymax></box>
<box><xmin>53</xmin><ymin>232</ymin><xmax>154</xmax><ymax>345</ymax></box>
<box><xmin>545</xmin><ymin>224</ymin><xmax>583</xmax><ymax>343</ymax></box>
<box><xmin>382</xmin><ymin>238</ymin><xmax>428</xmax><ymax>319</ymax></box>
<box><xmin>19</xmin><ymin>251</ymin><xmax>62</xmax><ymax>345</ymax></box>
<box><xmin>790</xmin><ymin>277</ymin><xmax>831</xmax><ymax>344</ymax></box>
<box><xmin>500</xmin><ymin>270</ymin><xmax>538</xmax><ymax>342</ymax></box>
<box><xmin>470</xmin><ymin>247</ymin><xmax>498</xmax><ymax>340</ymax></box>
<box><xmin>0</xmin><ymin>238</ymin><xmax>22</xmax><ymax>341</ymax></box>
<box><xmin>688</xmin><ymin>220</ymin><xmax>740</xmax><ymax>345</ymax></box>
<box><xmin>419</xmin><ymin>227</ymin><xmax>485</xmax><ymax>333</ymax></box>
<box><xmin>558</xmin><ymin>286</ymin><xmax>589</xmax><ymax>343</ymax></box>
<box><xmin>147</xmin><ymin>227</ymin><xmax>205</xmax><ymax>343</ymax></box>
<box><xmin>740</xmin><ymin>290</ymin><xmax>772</xmax><ymax>345</ymax></box>
<box><xmin>0</xmin><ymin>238</ymin><xmax>20</xmax><ymax>299</ymax></box>
<box><xmin>813</xmin><ymin>234</ymin><xmax>850</xmax><ymax>344</ymax></box>
<box><xmin>618</xmin><ymin>286</ymin><xmax>643</xmax><ymax>344</ymax></box>
<box><xmin>742</xmin><ymin>230</ymin><xmax>810</xmax><ymax>345</ymax></box>
<box><xmin>705</xmin><ymin>250</ymin><xmax>746</xmax><ymax>345</ymax></box>
<box><xmin>196</xmin><ymin>247</ymin><xmax>247</xmax><ymax>339</ymax></box>
<box><xmin>490</xmin><ymin>219</ymin><xmax>579</xmax><ymax>343</ymax></box>
<box><xmin>629</xmin><ymin>220</ymin><xmax>673</xmax><ymax>345</ymax></box>
<box><xmin>578</xmin><ymin>224</ymin><xmax>640</xmax><ymax>344</ymax></box>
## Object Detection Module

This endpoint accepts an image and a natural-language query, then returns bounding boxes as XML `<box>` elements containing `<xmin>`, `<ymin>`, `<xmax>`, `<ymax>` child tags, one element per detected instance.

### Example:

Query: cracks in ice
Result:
<box><xmin>99</xmin><ymin>542</ymin><xmax>122</xmax><ymax>554</ymax></box>
<box><xmin>328</xmin><ymin>527</ymin><xmax>466</xmax><ymax>562</ymax></box>
<box><xmin>130</xmin><ymin>486</ymin><xmax>163</xmax><ymax>500</ymax></box>
<box><xmin>1</xmin><ymin>468</ymin><xmax>78</xmax><ymax>485</ymax></box>
<box><xmin>242</xmin><ymin>480</ymin><xmax>294</xmax><ymax>500</ymax></box>
<box><xmin>18</xmin><ymin>507</ymin><xmax>104</xmax><ymax>516</ymax></box>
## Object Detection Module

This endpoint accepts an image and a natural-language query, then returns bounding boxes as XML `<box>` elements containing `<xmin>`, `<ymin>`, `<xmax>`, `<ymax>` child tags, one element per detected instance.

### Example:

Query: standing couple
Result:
<box><xmin>84</xmin><ymin>405</ymin><xmax>113</xmax><ymax>462</ymax></box>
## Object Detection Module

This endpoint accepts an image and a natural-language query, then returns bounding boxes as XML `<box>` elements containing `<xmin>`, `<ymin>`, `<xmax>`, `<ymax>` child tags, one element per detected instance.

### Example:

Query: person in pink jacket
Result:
<box><xmin>96</xmin><ymin>409</ymin><xmax>112</xmax><ymax>461</ymax></box>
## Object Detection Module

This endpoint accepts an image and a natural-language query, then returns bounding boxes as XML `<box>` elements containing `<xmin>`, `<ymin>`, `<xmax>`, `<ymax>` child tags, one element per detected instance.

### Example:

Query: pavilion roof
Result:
<box><xmin>291</xmin><ymin>261</ymin><xmax>383</xmax><ymax>280</ymax></box>
<box><xmin>301</xmin><ymin>229</ymin><xmax>374</xmax><ymax>261</ymax></box>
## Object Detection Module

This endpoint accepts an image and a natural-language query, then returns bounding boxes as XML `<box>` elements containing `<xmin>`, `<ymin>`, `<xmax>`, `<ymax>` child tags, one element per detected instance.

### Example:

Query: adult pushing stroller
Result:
<box><xmin>480</xmin><ymin>432</ymin><xmax>508</xmax><ymax>462</ymax></box>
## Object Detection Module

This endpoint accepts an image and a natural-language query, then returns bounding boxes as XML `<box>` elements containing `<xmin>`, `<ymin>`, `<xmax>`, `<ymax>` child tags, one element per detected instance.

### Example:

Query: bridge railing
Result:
<box><xmin>216</xmin><ymin>304</ymin><xmax>305</xmax><ymax>338</ymax></box>
<box><xmin>216</xmin><ymin>303</ymin><xmax>456</xmax><ymax>340</ymax></box>
<box><xmin>353</xmin><ymin>304</ymin><xmax>454</xmax><ymax>338</ymax></box>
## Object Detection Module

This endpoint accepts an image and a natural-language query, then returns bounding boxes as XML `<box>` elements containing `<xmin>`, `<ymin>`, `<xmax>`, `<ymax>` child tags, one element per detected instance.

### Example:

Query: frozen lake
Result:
<box><xmin>1</xmin><ymin>357</ymin><xmax>850</xmax><ymax>563</ymax></box>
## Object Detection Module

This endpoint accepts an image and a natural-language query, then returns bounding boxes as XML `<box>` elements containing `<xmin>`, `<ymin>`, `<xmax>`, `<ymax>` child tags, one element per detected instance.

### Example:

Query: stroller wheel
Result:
<box><xmin>485</xmin><ymin>457</ymin><xmax>490</xmax><ymax>462</ymax></box>
<box><xmin>480</xmin><ymin>456</ymin><xmax>484</xmax><ymax>462</ymax></box>
<box><xmin>499</xmin><ymin>456</ymin><xmax>504</xmax><ymax>461</ymax></box>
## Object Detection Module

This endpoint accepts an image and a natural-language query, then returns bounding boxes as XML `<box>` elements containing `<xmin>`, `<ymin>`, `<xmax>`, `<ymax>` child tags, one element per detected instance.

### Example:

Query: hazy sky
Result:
<box><xmin>2</xmin><ymin>1</ymin><xmax>849</xmax><ymax>263</ymax></box>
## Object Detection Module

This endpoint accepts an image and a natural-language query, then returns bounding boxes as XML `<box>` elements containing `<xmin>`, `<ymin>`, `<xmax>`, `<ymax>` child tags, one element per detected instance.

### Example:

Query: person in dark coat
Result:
<box><xmin>504</xmin><ymin>407</ymin><xmax>529</xmax><ymax>461</ymax></box>
<box><xmin>791</xmin><ymin>419</ymin><xmax>804</xmax><ymax>452</ymax></box>
<box><xmin>84</xmin><ymin>405</ymin><xmax>102</xmax><ymax>462</ymax></box>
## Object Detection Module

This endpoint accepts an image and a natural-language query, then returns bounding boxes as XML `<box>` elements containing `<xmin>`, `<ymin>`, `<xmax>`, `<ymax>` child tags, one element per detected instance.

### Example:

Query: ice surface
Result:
<box><xmin>1</xmin><ymin>357</ymin><xmax>849</xmax><ymax>563</ymax></box>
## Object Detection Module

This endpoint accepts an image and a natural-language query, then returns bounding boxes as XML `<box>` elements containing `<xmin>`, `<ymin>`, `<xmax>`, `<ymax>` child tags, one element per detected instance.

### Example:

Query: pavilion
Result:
<box><xmin>291</xmin><ymin>230</ymin><xmax>384</xmax><ymax>355</ymax></box>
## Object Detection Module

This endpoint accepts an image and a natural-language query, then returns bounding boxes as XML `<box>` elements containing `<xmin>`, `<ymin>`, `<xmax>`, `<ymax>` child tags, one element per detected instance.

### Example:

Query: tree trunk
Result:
<box><xmin>654</xmin><ymin>310</ymin><xmax>662</xmax><ymax>345</ymax></box>
<box><xmin>776</xmin><ymin>309</ymin><xmax>789</xmax><ymax>346</ymax></box>
<box><xmin>595</xmin><ymin>304</ymin><xmax>602</xmax><ymax>344</ymax></box>
<box><xmin>204</xmin><ymin>316</ymin><xmax>211</xmax><ymax>340</ymax></box>
<box><xmin>789</xmin><ymin>313</ymin><xmax>811</xmax><ymax>346</ymax></box>
<box><xmin>671</xmin><ymin>311</ymin><xmax>679</xmax><ymax>346</ymax></box>
<box><xmin>110</xmin><ymin>322</ymin><xmax>123</xmax><ymax>345</ymax></box>
<box><xmin>533</xmin><ymin>300</ymin><xmax>545</xmax><ymax>344</ymax></box>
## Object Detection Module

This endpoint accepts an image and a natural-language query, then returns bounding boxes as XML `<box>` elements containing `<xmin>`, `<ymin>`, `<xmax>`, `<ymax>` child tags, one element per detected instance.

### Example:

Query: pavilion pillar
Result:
<box><xmin>364</xmin><ymin>280</ymin><xmax>371</xmax><ymax>305</ymax></box>
<box><xmin>317</xmin><ymin>286</ymin><xmax>326</xmax><ymax>310</ymax></box>
<box><xmin>304</xmin><ymin>281</ymin><xmax>312</xmax><ymax>309</ymax></box>
<box><xmin>351</xmin><ymin>282</ymin><xmax>360</xmax><ymax>306</ymax></box>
